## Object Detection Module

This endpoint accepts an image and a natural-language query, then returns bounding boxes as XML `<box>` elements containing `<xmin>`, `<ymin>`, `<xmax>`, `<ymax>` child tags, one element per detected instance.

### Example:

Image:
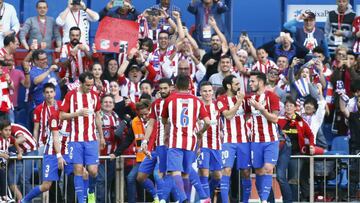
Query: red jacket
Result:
<box><xmin>278</xmin><ymin>114</ymin><xmax>315</xmax><ymax>154</ymax></box>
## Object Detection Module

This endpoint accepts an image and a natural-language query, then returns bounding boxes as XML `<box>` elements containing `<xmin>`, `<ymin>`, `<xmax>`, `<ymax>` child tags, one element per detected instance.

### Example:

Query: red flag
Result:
<box><xmin>95</xmin><ymin>17</ymin><xmax>139</xmax><ymax>53</ymax></box>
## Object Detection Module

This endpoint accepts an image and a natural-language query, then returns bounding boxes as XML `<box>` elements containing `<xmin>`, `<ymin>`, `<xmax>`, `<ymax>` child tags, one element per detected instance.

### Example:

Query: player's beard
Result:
<box><xmin>231</xmin><ymin>87</ymin><xmax>240</xmax><ymax>95</ymax></box>
<box><xmin>161</xmin><ymin>92</ymin><xmax>169</xmax><ymax>99</ymax></box>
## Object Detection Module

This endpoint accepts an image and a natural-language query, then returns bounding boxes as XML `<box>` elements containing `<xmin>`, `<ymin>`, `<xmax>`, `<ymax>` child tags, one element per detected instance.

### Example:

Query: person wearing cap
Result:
<box><xmin>325</xmin><ymin>0</ymin><xmax>355</xmax><ymax>57</ymax></box>
<box><xmin>56</xmin><ymin>0</ymin><xmax>99</xmax><ymax>45</ymax></box>
<box><xmin>117</xmin><ymin>48</ymin><xmax>157</xmax><ymax>103</ymax></box>
<box><xmin>284</xmin><ymin>10</ymin><xmax>329</xmax><ymax>59</ymax></box>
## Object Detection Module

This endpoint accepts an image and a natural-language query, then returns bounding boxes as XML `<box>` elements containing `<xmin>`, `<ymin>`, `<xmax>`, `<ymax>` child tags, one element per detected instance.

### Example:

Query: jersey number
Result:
<box><xmin>180</xmin><ymin>108</ymin><xmax>189</xmax><ymax>127</ymax></box>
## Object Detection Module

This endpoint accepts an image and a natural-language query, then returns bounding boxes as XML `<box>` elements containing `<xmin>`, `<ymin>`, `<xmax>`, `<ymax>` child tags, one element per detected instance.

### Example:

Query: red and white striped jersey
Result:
<box><xmin>245</xmin><ymin>91</ymin><xmax>280</xmax><ymax>142</ymax></box>
<box><xmin>251</xmin><ymin>60</ymin><xmax>278</xmax><ymax>74</ymax></box>
<box><xmin>149</xmin><ymin>98</ymin><xmax>167</xmax><ymax>147</ymax></box>
<box><xmin>118</xmin><ymin>76</ymin><xmax>141</xmax><ymax>103</ymax></box>
<box><xmin>66</xmin><ymin>79</ymin><xmax>110</xmax><ymax>98</ymax></box>
<box><xmin>101</xmin><ymin>111</ymin><xmax>121</xmax><ymax>155</ymax></box>
<box><xmin>33</xmin><ymin>101</ymin><xmax>62</xmax><ymax>147</ymax></box>
<box><xmin>161</xmin><ymin>92</ymin><xmax>209</xmax><ymax>151</ymax></box>
<box><xmin>11</xmin><ymin>124</ymin><xmax>37</xmax><ymax>153</ymax></box>
<box><xmin>60</xmin><ymin>89</ymin><xmax>101</xmax><ymax>142</ymax></box>
<box><xmin>60</xmin><ymin>43</ymin><xmax>91</xmax><ymax>80</ymax></box>
<box><xmin>44</xmin><ymin>111</ymin><xmax>69</xmax><ymax>155</ymax></box>
<box><xmin>0</xmin><ymin>135</ymin><xmax>15</xmax><ymax>153</ymax></box>
<box><xmin>0</xmin><ymin>76</ymin><xmax>12</xmax><ymax>113</ymax></box>
<box><xmin>201</xmin><ymin>101</ymin><xmax>222</xmax><ymax>150</ymax></box>
<box><xmin>216</xmin><ymin>95</ymin><xmax>249</xmax><ymax>143</ymax></box>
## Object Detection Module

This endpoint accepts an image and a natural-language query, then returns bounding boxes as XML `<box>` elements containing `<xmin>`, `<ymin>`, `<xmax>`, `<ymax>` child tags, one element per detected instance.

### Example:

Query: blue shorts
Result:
<box><xmin>43</xmin><ymin>155</ymin><xmax>59</xmax><ymax>181</ymax></box>
<box><xmin>138</xmin><ymin>151</ymin><xmax>157</xmax><ymax>174</ymax></box>
<box><xmin>68</xmin><ymin>141</ymin><xmax>99</xmax><ymax>165</ymax></box>
<box><xmin>251</xmin><ymin>141</ymin><xmax>279</xmax><ymax>169</ymax></box>
<box><xmin>155</xmin><ymin>146</ymin><xmax>168</xmax><ymax>173</ymax></box>
<box><xmin>197</xmin><ymin>148</ymin><xmax>222</xmax><ymax>171</ymax></box>
<box><xmin>222</xmin><ymin>143</ymin><xmax>251</xmax><ymax>169</ymax></box>
<box><xmin>63</xmin><ymin>154</ymin><xmax>74</xmax><ymax>175</ymax></box>
<box><xmin>167</xmin><ymin>148</ymin><xmax>195</xmax><ymax>174</ymax></box>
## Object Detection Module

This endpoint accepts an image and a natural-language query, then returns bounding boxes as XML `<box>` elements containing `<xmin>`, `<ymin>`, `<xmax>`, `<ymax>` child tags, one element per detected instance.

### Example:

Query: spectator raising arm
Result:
<box><xmin>209</xmin><ymin>16</ymin><xmax>228</xmax><ymax>54</ymax></box>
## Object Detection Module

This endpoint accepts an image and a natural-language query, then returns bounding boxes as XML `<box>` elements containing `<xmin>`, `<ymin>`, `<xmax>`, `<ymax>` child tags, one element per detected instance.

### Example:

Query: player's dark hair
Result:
<box><xmin>158</xmin><ymin>78</ymin><xmax>173</xmax><ymax>86</ymax></box>
<box><xmin>222</xmin><ymin>75</ymin><xmax>237</xmax><ymax>91</ymax></box>
<box><xmin>176</xmin><ymin>74</ymin><xmax>189</xmax><ymax>91</ymax></box>
<box><xmin>43</xmin><ymin>83</ymin><xmax>56</xmax><ymax>92</ymax></box>
<box><xmin>0</xmin><ymin>119</ymin><xmax>11</xmax><ymax>131</ymax></box>
<box><xmin>79</xmin><ymin>72</ymin><xmax>94</xmax><ymax>83</ymax></box>
<box><xmin>250</xmin><ymin>71</ymin><xmax>267</xmax><ymax>85</ymax></box>
<box><xmin>200</xmin><ymin>81</ymin><xmax>212</xmax><ymax>89</ymax></box>
<box><xmin>215</xmin><ymin>87</ymin><xmax>226</xmax><ymax>98</ymax></box>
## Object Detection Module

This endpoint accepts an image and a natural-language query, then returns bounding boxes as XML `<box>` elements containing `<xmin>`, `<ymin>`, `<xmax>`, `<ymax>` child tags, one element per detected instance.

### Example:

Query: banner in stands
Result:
<box><xmin>286</xmin><ymin>4</ymin><xmax>337</xmax><ymax>22</ymax></box>
<box><xmin>95</xmin><ymin>17</ymin><xmax>139</xmax><ymax>53</ymax></box>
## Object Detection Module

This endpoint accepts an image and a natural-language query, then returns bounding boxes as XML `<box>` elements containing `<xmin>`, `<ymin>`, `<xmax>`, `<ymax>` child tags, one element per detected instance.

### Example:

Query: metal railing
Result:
<box><xmin>4</xmin><ymin>154</ymin><xmax>360</xmax><ymax>202</ymax></box>
<box><xmin>4</xmin><ymin>155</ymin><xmax>136</xmax><ymax>203</ymax></box>
<box><xmin>291</xmin><ymin>154</ymin><xmax>360</xmax><ymax>203</ymax></box>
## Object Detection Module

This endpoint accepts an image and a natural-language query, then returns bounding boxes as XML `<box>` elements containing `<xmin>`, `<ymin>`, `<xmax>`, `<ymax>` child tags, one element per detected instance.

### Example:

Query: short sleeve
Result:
<box><xmin>198</xmin><ymin>100</ymin><xmax>209</xmax><ymax>119</ymax></box>
<box><xmin>59</xmin><ymin>92</ymin><xmax>71</xmax><ymax>113</ymax></box>
<box><xmin>268</xmin><ymin>92</ymin><xmax>280</xmax><ymax>112</ymax></box>
<box><xmin>161</xmin><ymin>98</ymin><xmax>170</xmax><ymax>119</ymax></box>
<box><xmin>94</xmin><ymin>92</ymin><xmax>101</xmax><ymax>112</ymax></box>
<box><xmin>216</xmin><ymin>96</ymin><xmax>229</xmax><ymax>114</ymax></box>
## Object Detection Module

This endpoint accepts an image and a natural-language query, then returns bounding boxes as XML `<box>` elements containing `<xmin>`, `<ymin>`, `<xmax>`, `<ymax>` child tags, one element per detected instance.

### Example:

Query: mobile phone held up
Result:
<box><xmin>113</xmin><ymin>0</ymin><xmax>124</xmax><ymax>7</ymax></box>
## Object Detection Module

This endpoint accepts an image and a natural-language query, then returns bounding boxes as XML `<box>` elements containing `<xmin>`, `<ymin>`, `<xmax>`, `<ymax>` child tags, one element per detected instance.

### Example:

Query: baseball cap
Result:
<box><xmin>128</xmin><ymin>64</ymin><xmax>142</xmax><ymax>72</ymax></box>
<box><xmin>304</xmin><ymin>10</ymin><xmax>316</xmax><ymax>20</ymax></box>
<box><xmin>71</xmin><ymin>0</ymin><xmax>81</xmax><ymax>5</ymax></box>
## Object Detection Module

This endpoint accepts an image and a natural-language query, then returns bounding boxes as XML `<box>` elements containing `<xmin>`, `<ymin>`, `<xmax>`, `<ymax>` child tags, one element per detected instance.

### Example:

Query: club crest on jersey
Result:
<box><xmin>217</xmin><ymin>101</ymin><xmax>223</xmax><ymax>110</ymax></box>
<box><xmin>51</xmin><ymin>119</ymin><xmax>57</xmax><ymax>128</ymax></box>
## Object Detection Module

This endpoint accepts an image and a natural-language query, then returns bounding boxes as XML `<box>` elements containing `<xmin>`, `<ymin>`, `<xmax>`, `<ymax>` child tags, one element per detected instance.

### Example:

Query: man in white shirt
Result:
<box><xmin>56</xmin><ymin>0</ymin><xmax>99</xmax><ymax>44</ymax></box>
<box><xmin>0</xmin><ymin>0</ymin><xmax>20</xmax><ymax>48</ymax></box>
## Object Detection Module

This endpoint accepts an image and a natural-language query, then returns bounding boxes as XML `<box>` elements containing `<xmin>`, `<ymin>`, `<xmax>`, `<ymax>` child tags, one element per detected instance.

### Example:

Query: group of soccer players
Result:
<box><xmin>11</xmin><ymin>68</ymin><xmax>280</xmax><ymax>203</ymax></box>
<box><xmin>137</xmin><ymin>70</ymin><xmax>280</xmax><ymax>203</ymax></box>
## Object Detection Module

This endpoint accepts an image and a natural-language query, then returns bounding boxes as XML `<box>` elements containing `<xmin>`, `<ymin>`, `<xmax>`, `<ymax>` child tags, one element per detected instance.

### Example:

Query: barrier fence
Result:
<box><xmin>3</xmin><ymin>154</ymin><xmax>360</xmax><ymax>202</ymax></box>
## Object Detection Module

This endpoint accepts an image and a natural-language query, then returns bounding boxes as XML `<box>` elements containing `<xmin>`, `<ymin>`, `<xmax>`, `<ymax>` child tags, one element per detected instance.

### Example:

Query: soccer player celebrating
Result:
<box><xmin>21</xmin><ymin>108</ymin><xmax>67</xmax><ymax>203</ymax></box>
<box><xmin>161</xmin><ymin>74</ymin><xmax>211</xmax><ymax>203</ymax></box>
<box><xmin>216</xmin><ymin>75</ymin><xmax>252</xmax><ymax>203</ymax></box>
<box><xmin>198</xmin><ymin>81</ymin><xmax>223</xmax><ymax>197</ymax></box>
<box><xmin>246</xmin><ymin>71</ymin><xmax>280</xmax><ymax>203</ymax></box>
<box><xmin>59</xmin><ymin>72</ymin><xmax>105</xmax><ymax>203</ymax></box>
<box><xmin>138</xmin><ymin>78</ymin><xmax>173</xmax><ymax>201</ymax></box>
